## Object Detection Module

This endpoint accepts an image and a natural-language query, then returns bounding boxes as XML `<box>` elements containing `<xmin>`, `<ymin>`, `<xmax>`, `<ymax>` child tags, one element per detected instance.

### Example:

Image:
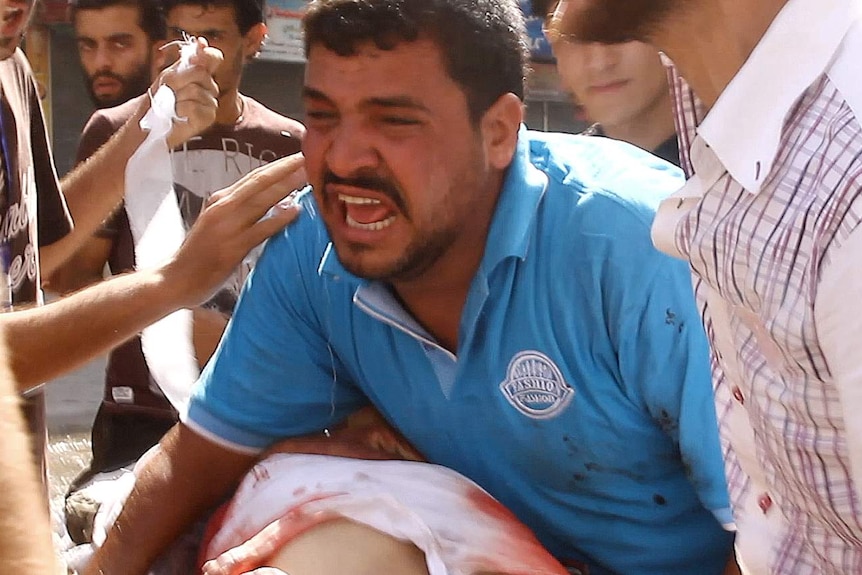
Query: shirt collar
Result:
<box><xmin>320</xmin><ymin>125</ymin><xmax>547</xmax><ymax>279</ymax></box>
<box><xmin>482</xmin><ymin>125</ymin><xmax>547</xmax><ymax>268</ymax></box>
<box><xmin>698</xmin><ymin>0</ymin><xmax>862</xmax><ymax>194</ymax></box>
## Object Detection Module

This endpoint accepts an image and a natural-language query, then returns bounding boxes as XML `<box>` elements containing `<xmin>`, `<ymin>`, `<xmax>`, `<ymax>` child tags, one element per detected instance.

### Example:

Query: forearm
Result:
<box><xmin>0</xmin><ymin>361</ymin><xmax>58</xmax><ymax>573</ymax></box>
<box><xmin>86</xmin><ymin>424</ymin><xmax>255</xmax><ymax>575</ymax></box>
<box><xmin>5</xmin><ymin>266</ymin><xmax>181</xmax><ymax>390</ymax></box>
<box><xmin>42</xmin><ymin>104</ymin><xmax>148</xmax><ymax>279</ymax></box>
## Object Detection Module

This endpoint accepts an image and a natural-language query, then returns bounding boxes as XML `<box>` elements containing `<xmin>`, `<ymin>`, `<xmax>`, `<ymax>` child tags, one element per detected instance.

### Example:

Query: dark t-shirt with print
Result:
<box><xmin>75</xmin><ymin>93</ymin><xmax>303</xmax><ymax>472</ymax></box>
<box><xmin>0</xmin><ymin>50</ymin><xmax>73</xmax><ymax>481</ymax></box>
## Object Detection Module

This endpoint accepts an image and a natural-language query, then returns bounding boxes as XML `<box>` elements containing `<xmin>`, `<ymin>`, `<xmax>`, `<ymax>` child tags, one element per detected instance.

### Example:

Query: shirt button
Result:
<box><xmin>732</xmin><ymin>386</ymin><xmax>745</xmax><ymax>404</ymax></box>
<box><xmin>758</xmin><ymin>493</ymin><xmax>772</xmax><ymax>514</ymax></box>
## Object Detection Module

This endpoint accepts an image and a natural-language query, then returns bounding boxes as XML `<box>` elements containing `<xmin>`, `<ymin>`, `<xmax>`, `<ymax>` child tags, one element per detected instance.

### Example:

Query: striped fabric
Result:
<box><xmin>654</xmin><ymin>10</ymin><xmax>862</xmax><ymax>573</ymax></box>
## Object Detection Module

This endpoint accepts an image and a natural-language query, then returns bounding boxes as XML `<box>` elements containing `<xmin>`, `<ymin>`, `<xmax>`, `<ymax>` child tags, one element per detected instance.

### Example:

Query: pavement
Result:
<box><xmin>45</xmin><ymin>355</ymin><xmax>105</xmax><ymax>434</ymax></box>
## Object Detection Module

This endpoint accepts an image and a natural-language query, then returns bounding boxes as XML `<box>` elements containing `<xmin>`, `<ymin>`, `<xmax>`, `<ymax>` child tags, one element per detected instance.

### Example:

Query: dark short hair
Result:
<box><xmin>303</xmin><ymin>0</ymin><xmax>529</xmax><ymax>123</ymax></box>
<box><xmin>71</xmin><ymin>0</ymin><xmax>166</xmax><ymax>41</ymax></box>
<box><xmin>529</xmin><ymin>0</ymin><xmax>557</xmax><ymax>18</ymax></box>
<box><xmin>161</xmin><ymin>0</ymin><xmax>265</xmax><ymax>35</ymax></box>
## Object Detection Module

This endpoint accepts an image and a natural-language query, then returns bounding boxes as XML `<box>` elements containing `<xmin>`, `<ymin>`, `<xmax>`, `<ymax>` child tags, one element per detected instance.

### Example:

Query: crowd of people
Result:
<box><xmin>0</xmin><ymin>0</ymin><xmax>860</xmax><ymax>574</ymax></box>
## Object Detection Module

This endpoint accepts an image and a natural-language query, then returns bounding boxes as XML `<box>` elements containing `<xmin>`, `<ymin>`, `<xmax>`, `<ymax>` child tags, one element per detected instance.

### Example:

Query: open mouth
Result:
<box><xmin>339</xmin><ymin>193</ymin><xmax>397</xmax><ymax>231</ymax></box>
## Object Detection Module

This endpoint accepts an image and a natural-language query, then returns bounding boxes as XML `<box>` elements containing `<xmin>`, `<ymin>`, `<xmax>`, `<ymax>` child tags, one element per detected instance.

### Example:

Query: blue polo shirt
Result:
<box><xmin>187</xmin><ymin>129</ymin><xmax>733</xmax><ymax>575</ymax></box>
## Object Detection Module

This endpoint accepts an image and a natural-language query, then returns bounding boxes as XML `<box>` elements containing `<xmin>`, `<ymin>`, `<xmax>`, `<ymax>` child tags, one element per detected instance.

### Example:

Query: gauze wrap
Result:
<box><xmin>123</xmin><ymin>39</ymin><xmax>200</xmax><ymax>412</ymax></box>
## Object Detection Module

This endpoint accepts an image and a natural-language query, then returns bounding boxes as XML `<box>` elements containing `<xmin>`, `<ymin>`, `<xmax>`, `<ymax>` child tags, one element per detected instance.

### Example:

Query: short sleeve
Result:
<box><xmin>185</xmin><ymin>221</ymin><xmax>369</xmax><ymax>454</ymax></box>
<box><xmin>75</xmin><ymin>110</ymin><xmax>115</xmax><ymax>165</ymax></box>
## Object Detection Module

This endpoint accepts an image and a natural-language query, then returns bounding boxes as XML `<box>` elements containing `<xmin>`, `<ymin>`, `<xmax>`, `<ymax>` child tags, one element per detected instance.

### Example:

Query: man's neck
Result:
<box><xmin>215</xmin><ymin>89</ymin><xmax>244</xmax><ymax>125</ymax></box>
<box><xmin>390</xmin><ymin>177</ymin><xmax>504</xmax><ymax>353</ymax></box>
<box><xmin>652</xmin><ymin>0</ymin><xmax>788</xmax><ymax>111</ymax></box>
<box><xmin>602</xmin><ymin>95</ymin><xmax>676</xmax><ymax>153</ymax></box>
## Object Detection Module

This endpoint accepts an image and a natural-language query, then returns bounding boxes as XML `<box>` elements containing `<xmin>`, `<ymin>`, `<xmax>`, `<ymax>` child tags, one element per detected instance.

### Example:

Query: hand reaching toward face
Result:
<box><xmin>160</xmin><ymin>153</ymin><xmax>308</xmax><ymax>310</ymax></box>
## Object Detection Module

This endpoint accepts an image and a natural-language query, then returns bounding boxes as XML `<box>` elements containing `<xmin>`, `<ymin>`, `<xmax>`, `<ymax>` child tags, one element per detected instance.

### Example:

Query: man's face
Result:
<box><xmin>75</xmin><ymin>5</ymin><xmax>154</xmax><ymax>108</ymax></box>
<box><xmin>302</xmin><ymin>40</ymin><xmax>497</xmax><ymax>283</ymax></box>
<box><xmin>0</xmin><ymin>0</ymin><xmax>34</xmax><ymax>60</ymax></box>
<box><xmin>549</xmin><ymin>0</ymin><xmax>675</xmax><ymax>44</ymax></box>
<box><xmin>165</xmin><ymin>4</ymin><xmax>257</xmax><ymax>99</ymax></box>
<box><xmin>551</xmin><ymin>38</ymin><xmax>669</xmax><ymax>131</ymax></box>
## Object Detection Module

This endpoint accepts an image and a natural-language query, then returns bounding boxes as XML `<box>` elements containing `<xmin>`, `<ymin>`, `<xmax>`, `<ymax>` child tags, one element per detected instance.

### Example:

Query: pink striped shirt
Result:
<box><xmin>652</xmin><ymin>0</ymin><xmax>862</xmax><ymax>573</ymax></box>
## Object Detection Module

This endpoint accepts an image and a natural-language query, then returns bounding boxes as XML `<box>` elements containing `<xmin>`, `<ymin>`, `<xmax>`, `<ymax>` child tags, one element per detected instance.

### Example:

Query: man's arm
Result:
<box><xmin>43</xmin><ymin>109</ymin><xmax>125</xmax><ymax>295</ymax></box>
<box><xmin>87</xmin><ymin>422</ymin><xmax>256</xmax><ymax>575</ymax></box>
<box><xmin>43</xmin><ymin>236</ymin><xmax>112</xmax><ymax>294</ymax></box>
<box><xmin>815</xmin><ymin>222</ymin><xmax>862</xmax><ymax>505</ymax></box>
<box><xmin>0</xmin><ymin>355</ymin><xmax>57</xmax><ymax>574</ymax></box>
<box><xmin>40</xmin><ymin>38</ymin><xmax>223</xmax><ymax>281</ymax></box>
<box><xmin>4</xmin><ymin>154</ymin><xmax>306</xmax><ymax>390</ymax></box>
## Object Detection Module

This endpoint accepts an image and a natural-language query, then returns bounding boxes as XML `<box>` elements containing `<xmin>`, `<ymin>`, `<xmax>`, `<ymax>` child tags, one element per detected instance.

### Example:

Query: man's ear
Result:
<box><xmin>243</xmin><ymin>22</ymin><xmax>267</xmax><ymax>59</ymax></box>
<box><xmin>480</xmin><ymin>92</ymin><xmax>524</xmax><ymax>170</ymax></box>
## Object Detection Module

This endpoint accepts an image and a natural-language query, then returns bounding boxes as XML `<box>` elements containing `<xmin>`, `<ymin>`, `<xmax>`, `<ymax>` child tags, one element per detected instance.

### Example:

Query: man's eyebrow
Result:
<box><xmin>302</xmin><ymin>88</ymin><xmax>429</xmax><ymax>113</ymax></box>
<box><xmin>168</xmin><ymin>26</ymin><xmax>226</xmax><ymax>37</ymax></box>
<box><xmin>365</xmin><ymin>96</ymin><xmax>430</xmax><ymax>113</ymax></box>
<box><xmin>107</xmin><ymin>33</ymin><xmax>135</xmax><ymax>41</ymax></box>
<box><xmin>302</xmin><ymin>87</ymin><xmax>331</xmax><ymax>103</ymax></box>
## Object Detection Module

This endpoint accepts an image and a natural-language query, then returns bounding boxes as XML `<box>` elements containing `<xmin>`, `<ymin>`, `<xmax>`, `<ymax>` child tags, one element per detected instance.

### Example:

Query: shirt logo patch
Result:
<box><xmin>499</xmin><ymin>351</ymin><xmax>573</xmax><ymax>419</ymax></box>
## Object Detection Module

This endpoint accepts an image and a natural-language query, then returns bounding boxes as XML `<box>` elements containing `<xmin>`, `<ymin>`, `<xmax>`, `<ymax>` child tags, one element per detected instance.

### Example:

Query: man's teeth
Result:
<box><xmin>338</xmin><ymin>194</ymin><xmax>381</xmax><ymax>205</ymax></box>
<box><xmin>346</xmin><ymin>214</ymin><xmax>396</xmax><ymax>231</ymax></box>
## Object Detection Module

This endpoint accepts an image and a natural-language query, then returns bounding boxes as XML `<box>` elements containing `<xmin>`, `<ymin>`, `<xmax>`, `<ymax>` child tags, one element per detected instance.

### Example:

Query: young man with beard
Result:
<box><xmin>552</xmin><ymin>0</ymin><xmax>862</xmax><ymax>573</ymax></box>
<box><xmin>88</xmin><ymin>1</ymin><xmax>735</xmax><ymax>574</ymax></box>
<box><xmin>530</xmin><ymin>0</ymin><xmax>678</xmax><ymax>166</ymax></box>
<box><xmin>72</xmin><ymin>0</ymin><xmax>166</xmax><ymax>109</ymax></box>
<box><xmin>51</xmin><ymin>0</ymin><xmax>304</xmax><ymax>508</ymax></box>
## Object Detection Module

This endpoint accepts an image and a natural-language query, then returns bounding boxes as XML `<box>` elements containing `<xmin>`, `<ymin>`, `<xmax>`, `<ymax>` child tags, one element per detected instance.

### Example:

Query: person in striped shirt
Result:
<box><xmin>552</xmin><ymin>1</ymin><xmax>862</xmax><ymax>573</ymax></box>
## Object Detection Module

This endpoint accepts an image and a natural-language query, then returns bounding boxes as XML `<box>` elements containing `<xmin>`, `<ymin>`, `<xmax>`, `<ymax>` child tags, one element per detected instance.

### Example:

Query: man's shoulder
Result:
<box><xmin>260</xmin><ymin>191</ymin><xmax>332</xmax><ymax>270</ymax></box>
<box><xmin>527</xmin><ymin>130</ymin><xmax>684</xmax><ymax>229</ymax></box>
<box><xmin>241</xmin><ymin>96</ymin><xmax>305</xmax><ymax>140</ymax></box>
<box><xmin>83</xmin><ymin>95</ymin><xmax>144</xmax><ymax>135</ymax></box>
<box><xmin>0</xmin><ymin>50</ymin><xmax>33</xmax><ymax>82</ymax></box>
<box><xmin>827</xmin><ymin>17</ymin><xmax>862</xmax><ymax>127</ymax></box>
<box><xmin>0</xmin><ymin>50</ymin><xmax>37</xmax><ymax>111</ymax></box>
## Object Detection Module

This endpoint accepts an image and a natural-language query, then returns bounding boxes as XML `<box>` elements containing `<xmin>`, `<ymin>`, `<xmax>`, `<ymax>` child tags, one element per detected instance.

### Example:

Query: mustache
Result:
<box><xmin>323</xmin><ymin>170</ymin><xmax>407</xmax><ymax>214</ymax></box>
<box><xmin>88</xmin><ymin>70</ymin><xmax>127</xmax><ymax>86</ymax></box>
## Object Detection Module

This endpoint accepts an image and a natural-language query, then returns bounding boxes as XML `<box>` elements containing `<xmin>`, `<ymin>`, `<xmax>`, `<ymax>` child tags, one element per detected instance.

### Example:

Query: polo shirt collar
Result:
<box><xmin>482</xmin><ymin>125</ymin><xmax>547</xmax><ymax>268</ymax></box>
<box><xmin>319</xmin><ymin>125</ymin><xmax>547</xmax><ymax>279</ymax></box>
<box><xmin>697</xmin><ymin>0</ymin><xmax>862</xmax><ymax>194</ymax></box>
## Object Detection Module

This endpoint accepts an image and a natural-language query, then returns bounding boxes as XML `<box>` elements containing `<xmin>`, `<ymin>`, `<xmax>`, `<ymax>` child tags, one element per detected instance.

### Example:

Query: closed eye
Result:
<box><xmin>381</xmin><ymin>116</ymin><xmax>421</xmax><ymax>126</ymax></box>
<box><xmin>306</xmin><ymin>110</ymin><xmax>338</xmax><ymax>121</ymax></box>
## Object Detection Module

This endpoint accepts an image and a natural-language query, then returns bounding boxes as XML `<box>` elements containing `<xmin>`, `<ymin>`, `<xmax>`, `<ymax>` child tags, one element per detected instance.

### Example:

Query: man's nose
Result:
<box><xmin>583</xmin><ymin>42</ymin><xmax>618</xmax><ymax>73</ymax></box>
<box><xmin>324</xmin><ymin>119</ymin><xmax>380</xmax><ymax>177</ymax></box>
<box><xmin>92</xmin><ymin>45</ymin><xmax>115</xmax><ymax>71</ymax></box>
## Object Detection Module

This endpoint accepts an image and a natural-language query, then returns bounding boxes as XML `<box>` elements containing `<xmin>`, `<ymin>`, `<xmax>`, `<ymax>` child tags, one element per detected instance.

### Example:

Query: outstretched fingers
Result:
<box><xmin>207</xmin><ymin>153</ymin><xmax>308</xmax><ymax>225</ymax></box>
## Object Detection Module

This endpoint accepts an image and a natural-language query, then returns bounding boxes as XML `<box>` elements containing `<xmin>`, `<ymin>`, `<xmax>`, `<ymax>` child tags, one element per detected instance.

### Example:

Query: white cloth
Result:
<box><xmin>202</xmin><ymin>454</ymin><xmax>569</xmax><ymax>575</ymax></box>
<box><xmin>123</xmin><ymin>39</ymin><xmax>201</xmax><ymax>412</ymax></box>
